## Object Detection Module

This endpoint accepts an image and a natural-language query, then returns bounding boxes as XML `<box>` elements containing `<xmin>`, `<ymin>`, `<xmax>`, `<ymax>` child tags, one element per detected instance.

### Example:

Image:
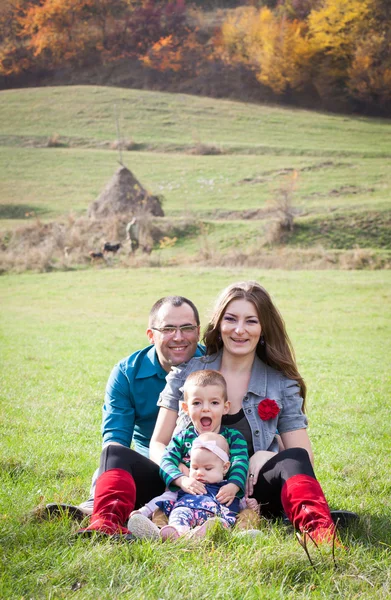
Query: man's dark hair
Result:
<box><xmin>149</xmin><ymin>296</ymin><xmax>200</xmax><ymax>327</ymax></box>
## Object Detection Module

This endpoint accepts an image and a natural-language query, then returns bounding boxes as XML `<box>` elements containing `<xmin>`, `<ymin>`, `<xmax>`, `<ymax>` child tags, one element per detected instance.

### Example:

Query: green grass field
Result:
<box><xmin>1</xmin><ymin>268</ymin><xmax>390</xmax><ymax>598</ymax></box>
<box><xmin>0</xmin><ymin>86</ymin><xmax>390</xmax><ymax>267</ymax></box>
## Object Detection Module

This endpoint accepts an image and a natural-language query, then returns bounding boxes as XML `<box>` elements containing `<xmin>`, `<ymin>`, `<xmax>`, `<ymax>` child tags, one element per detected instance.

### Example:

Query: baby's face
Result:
<box><xmin>189</xmin><ymin>447</ymin><xmax>226</xmax><ymax>484</ymax></box>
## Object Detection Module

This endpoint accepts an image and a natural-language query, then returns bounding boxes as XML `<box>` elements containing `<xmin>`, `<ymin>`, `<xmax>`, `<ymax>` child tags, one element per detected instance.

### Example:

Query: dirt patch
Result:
<box><xmin>305</xmin><ymin>185</ymin><xmax>375</xmax><ymax>199</ymax></box>
<box><xmin>237</xmin><ymin>161</ymin><xmax>354</xmax><ymax>185</ymax></box>
<box><xmin>186</xmin><ymin>143</ymin><xmax>224</xmax><ymax>155</ymax></box>
<box><xmin>300</xmin><ymin>161</ymin><xmax>353</xmax><ymax>172</ymax></box>
<box><xmin>201</xmin><ymin>208</ymin><xmax>276</xmax><ymax>220</ymax></box>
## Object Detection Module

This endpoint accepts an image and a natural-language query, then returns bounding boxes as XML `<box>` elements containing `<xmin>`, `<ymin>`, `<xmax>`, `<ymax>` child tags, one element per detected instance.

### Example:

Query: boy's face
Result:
<box><xmin>182</xmin><ymin>384</ymin><xmax>230</xmax><ymax>434</ymax></box>
<box><xmin>189</xmin><ymin>447</ymin><xmax>229</xmax><ymax>484</ymax></box>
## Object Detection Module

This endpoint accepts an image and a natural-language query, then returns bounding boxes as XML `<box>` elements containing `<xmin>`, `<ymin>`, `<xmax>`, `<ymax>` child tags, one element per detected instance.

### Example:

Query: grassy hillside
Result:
<box><xmin>0</xmin><ymin>86</ymin><xmax>390</xmax><ymax>270</ymax></box>
<box><xmin>2</xmin><ymin>86</ymin><xmax>391</xmax><ymax>154</ymax></box>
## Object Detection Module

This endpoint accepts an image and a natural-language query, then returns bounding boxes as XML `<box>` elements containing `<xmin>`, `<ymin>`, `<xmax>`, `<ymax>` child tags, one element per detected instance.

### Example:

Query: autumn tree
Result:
<box><xmin>281</xmin><ymin>0</ymin><xmax>321</xmax><ymax>20</ymax></box>
<box><xmin>219</xmin><ymin>6</ymin><xmax>312</xmax><ymax>95</ymax></box>
<box><xmin>0</xmin><ymin>0</ymin><xmax>35</xmax><ymax>76</ymax></box>
<box><xmin>18</xmin><ymin>0</ymin><xmax>135</xmax><ymax>67</ymax></box>
<box><xmin>217</xmin><ymin>0</ymin><xmax>390</xmax><ymax>113</ymax></box>
<box><xmin>306</xmin><ymin>0</ymin><xmax>370</xmax><ymax>98</ymax></box>
<box><xmin>346</xmin><ymin>0</ymin><xmax>391</xmax><ymax>112</ymax></box>
<box><xmin>348</xmin><ymin>34</ymin><xmax>391</xmax><ymax>111</ymax></box>
<box><xmin>103</xmin><ymin>0</ymin><xmax>188</xmax><ymax>63</ymax></box>
<box><xmin>7</xmin><ymin>0</ymin><xmax>189</xmax><ymax>72</ymax></box>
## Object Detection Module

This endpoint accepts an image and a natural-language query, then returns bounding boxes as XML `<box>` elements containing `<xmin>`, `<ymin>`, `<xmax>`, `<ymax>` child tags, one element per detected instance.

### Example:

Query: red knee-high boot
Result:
<box><xmin>281</xmin><ymin>474</ymin><xmax>335</xmax><ymax>544</ymax></box>
<box><xmin>78</xmin><ymin>469</ymin><xmax>136</xmax><ymax>536</ymax></box>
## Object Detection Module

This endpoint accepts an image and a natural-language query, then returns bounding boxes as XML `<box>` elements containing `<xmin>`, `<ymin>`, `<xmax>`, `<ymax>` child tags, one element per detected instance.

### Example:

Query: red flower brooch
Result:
<box><xmin>258</xmin><ymin>398</ymin><xmax>280</xmax><ymax>421</ymax></box>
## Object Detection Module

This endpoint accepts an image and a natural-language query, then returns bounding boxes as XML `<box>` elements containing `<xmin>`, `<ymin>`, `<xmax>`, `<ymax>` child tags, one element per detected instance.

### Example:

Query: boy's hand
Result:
<box><xmin>216</xmin><ymin>483</ymin><xmax>240</xmax><ymax>506</ymax></box>
<box><xmin>178</xmin><ymin>463</ymin><xmax>189</xmax><ymax>477</ymax></box>
<box><xmin>176</xmin><ymin>476</ymin><xmax>206</xmax><ymax>495</ymax></box>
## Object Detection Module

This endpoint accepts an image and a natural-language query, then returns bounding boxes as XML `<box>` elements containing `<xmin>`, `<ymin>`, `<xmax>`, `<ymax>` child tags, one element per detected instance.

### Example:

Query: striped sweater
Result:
<box><xmin>159</xmin><ymin>425</ymin><xmax>249</xmax><ymax>497</ymax></box>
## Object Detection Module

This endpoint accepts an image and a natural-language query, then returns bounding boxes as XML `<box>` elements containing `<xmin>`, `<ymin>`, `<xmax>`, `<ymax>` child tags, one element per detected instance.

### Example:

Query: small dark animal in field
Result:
<box><xmin>89</xmin><ymin>251</ymin><xmax>105</xmax><ymax>262</ymax></box>
<box><xmin>102</xmin><ymin>242</ymin><xmax>121</xmax><ymax>254</ymax></box>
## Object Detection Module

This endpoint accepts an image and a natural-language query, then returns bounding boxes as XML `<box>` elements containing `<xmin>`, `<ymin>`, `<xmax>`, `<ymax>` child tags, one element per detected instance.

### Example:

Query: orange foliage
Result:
<box><xmin>1</xmin><ymin>0</ymin><xmax>390</xmax><ymax>115</ymax></box>
<box><xmin>348</xmin><ymin>33</ymin><xmax>391</xmax><ymax>108</ymax></box>
<box><xmin>141</xmin><ymin>29</ymin><xmax>207</xmax><ymax>75</ymax></box>
<box><xmin>0</xmin><ymin>0</ymin><xmax>32</xmax><ymax>75</ymax></box>
<box><xmin>19</xmin><ymin>0</ymin><xmax>106</xmax><ymax>64</ymax></box>
<box><xmin>141</xmin><ymin>35</ymin><xmax>183</xmax><ymax>72</ymax></box>
<box><xmin>9</xmin><ymin>0</ymin><xmax>185</xmax><ymax>70</ymax></box>
<box><xmin>217</xmin><ymin>0</ymin><xmax>391</xmax><ymax>111</ymax></box>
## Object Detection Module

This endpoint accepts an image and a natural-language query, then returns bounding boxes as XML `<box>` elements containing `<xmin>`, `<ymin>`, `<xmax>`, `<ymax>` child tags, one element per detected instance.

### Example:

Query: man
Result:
<box><xmin>126</xmin><ymin>217</ymin><xmax>139</xmax><ymax>253</ymax></box>
<box><xmin>46</xmin><ymin>295</ymin><xmax>203</xmax><ymax>518</ymax></box>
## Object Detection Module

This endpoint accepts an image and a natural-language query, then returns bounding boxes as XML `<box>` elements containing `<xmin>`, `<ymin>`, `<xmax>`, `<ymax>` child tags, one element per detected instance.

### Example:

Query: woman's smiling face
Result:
<box><xmin>220</xmin><ymin>298</ymin><xmax>262</xmax><ymax>357</ymax></box>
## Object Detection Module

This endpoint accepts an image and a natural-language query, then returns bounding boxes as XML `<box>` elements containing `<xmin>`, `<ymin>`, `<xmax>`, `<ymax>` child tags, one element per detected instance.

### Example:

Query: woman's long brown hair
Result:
<box><xmin>203</xmin><ymin>281</ymin><xmax>307</xmax><ymax>408</ymax></box>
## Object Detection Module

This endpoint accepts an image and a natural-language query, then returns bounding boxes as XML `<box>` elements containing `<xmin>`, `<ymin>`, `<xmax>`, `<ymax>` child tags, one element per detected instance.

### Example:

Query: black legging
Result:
<box><xmin>252</xmin><ymin>447</ymin><xmax>315</xmax><ymax>518</ymax></box>
<box><xmin>99</xmin><ymin>445</ymin><xmax>166</xmax><ymax>509</ymax></box>
<box><xmin>99</xmin><ymin>445</ymin><xmax>314</xmax><ymax>516</ymax></box>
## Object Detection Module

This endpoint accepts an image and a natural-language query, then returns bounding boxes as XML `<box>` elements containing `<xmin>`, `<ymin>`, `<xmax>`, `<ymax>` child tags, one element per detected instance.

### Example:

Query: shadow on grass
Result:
<box><xmin>0</xmin><ymin>458</ymin><xmax>28</xmax><ymax>480</ymax></box>
<box><xmin>0</xmin><ymin>204</ymin><xmax>47</xmax><ymax>219</ymax></box>
<box><xmin>355</xmin><ymin>514</ymin><xmax>391</xmax><ymax>547</ymax></box>
<box><xmin>278</xmin><ymin>511</ymin><xmax>390</xmax><ymax>549</ymax></box>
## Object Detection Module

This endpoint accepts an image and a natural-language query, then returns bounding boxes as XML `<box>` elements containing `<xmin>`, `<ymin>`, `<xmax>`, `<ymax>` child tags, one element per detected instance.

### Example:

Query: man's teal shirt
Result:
<box><xmin>102</xmin><ymin>344</ymin><xmax>204</xmax><ymax>457</ymax></box>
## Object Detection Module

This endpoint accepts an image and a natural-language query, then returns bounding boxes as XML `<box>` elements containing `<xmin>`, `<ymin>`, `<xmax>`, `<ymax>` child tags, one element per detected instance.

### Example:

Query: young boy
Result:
<box><xmin>128</xmin><ymin>369</ymin><xmax>255</xmax><ymax>539</ymax></box>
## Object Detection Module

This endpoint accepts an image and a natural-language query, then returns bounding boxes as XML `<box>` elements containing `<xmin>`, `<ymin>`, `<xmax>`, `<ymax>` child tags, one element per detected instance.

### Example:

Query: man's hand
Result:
<box><xmin>216</xmin><ymin>483</ymin><xmax>240</xmax><ymax>507</ymax></box>
<box><xmin>175</xmin><ymin>476</ymin><xmax>206</xmax><ymax>495</ymax></box>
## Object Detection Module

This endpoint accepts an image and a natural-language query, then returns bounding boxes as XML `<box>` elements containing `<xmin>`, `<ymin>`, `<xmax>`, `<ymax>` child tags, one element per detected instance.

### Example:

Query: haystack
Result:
<box><xmin>87</xmin><ymin>166</ymin><xmax>164</xmax><ymax>219</ymax></box>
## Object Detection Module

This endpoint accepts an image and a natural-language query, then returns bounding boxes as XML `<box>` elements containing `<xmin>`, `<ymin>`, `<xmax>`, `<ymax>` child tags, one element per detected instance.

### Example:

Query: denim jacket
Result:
<box><xmin>157</xmin><ymin>351</ymin><xmax>308</xmax><ymax>455</ymax></box>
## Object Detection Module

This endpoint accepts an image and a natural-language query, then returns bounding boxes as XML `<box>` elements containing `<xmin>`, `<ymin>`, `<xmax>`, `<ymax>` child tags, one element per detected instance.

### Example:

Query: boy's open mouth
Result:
<box><xmin>200</xmin><ymin>417</ymin><xmax>212</xmax><ymax>427</ymax></box>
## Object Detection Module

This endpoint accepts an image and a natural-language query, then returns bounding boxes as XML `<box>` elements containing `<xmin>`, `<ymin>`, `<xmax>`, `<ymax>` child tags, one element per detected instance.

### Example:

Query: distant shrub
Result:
<box><xmin>187</xmin><ymin>142</ymin><xmax>223</xmax><ymax>155</ymax></box>
<box><xmin>266</xmin><ymin>171</ymin><xmax>298</xmax><ymax>245</ymax></box>
<box><xmin>159</xmin><ymin>236</ymin><xmax>177</xmax><ymax>249</ymax></box>
<box><xmin>47</xmin><ymin>134</ymin><xmax>67</xmax><ymax>148</ymax></box>
<box><xmin>339</xmin><ymin>247</ymin><xmax>386</xmax><ymax>270</ymax></box>
<box><xmin>110</xmin><ymin>139</ymin><xmax>138</xmax><ymax>151</ymax></box>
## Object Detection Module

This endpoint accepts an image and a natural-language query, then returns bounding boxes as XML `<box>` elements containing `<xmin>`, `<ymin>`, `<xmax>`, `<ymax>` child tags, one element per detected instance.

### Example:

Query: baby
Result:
<box><xmin>160</xmin><ymin>431</ymin><xmax>238</xmax><ymax>539</ymax></box>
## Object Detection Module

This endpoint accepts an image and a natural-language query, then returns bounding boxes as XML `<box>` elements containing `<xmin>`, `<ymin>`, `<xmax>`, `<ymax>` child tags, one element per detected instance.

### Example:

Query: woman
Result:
<box><xmin>150</xmin><ymin>281</ymin><xmax>336</xmax><ymax>544</ymax></box>
<box><xmin>80</xmin><ymin>281</ymin><xmax>336</xmax><ymax>543</ymax></box>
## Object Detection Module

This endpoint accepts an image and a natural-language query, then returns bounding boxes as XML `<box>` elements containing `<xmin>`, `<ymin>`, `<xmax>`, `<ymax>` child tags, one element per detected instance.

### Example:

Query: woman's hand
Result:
<box><xmin>246</xmin><ymin>451</ymin><xmax>276</xmax><ymax>497</ymax></box>
<box><xmin>216</xmin><ymin>483</ymin><xmax>240</xmax><ymax>507</ymax></box>
<box><xmin>176</xmin><ymin>476</ymin><xmax>206</xmax><ymax>496</ymax></box>
<box><xmin>245</xmin><ymin>497</ymin><xmax>260</xmax><ymax>513</ymax></box>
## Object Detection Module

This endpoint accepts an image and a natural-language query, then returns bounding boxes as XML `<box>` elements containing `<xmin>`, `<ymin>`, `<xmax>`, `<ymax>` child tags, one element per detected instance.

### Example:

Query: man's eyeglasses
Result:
<box><xmin>151</xmin><ymin>325</ymin><xmax>198</xmax><ymax>336</ymax></box>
